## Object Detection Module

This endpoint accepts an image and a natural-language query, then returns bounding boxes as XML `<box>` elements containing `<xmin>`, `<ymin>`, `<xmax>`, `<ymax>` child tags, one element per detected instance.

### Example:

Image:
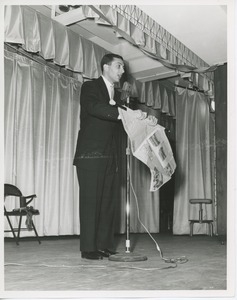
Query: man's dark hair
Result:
<box><xmin>100</xmin><ymin>53</ymin><xmax>124</xmax><ymax>72</ymax></box>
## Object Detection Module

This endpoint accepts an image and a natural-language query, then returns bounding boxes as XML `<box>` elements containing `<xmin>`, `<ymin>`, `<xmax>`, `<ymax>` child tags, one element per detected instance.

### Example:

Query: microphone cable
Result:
<box><xmin>128</xmin><ymin>165</ymin><xmax>188</xmax><ymax>266</ymax></box>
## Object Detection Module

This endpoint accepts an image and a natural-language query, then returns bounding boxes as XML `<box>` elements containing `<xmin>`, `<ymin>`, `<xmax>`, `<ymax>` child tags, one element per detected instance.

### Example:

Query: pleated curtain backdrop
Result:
<box><xmin>173</xmin><ymin>88</ymin><xmax>213</xmax><ymax>235</ymax></box>
<box><xmin>4</xmin><ymin>5</ymin><xmax>215</xmax><ymax>237</ymax></box>
<box><xmin>4</xmin><ymin>49</ymin><xmax>163</xmax><ymax>237</ymax></box>
<box><xmin>4</xmin><ymin>50</ymin><xmax>81</xmax><ymax>236</ymax></box>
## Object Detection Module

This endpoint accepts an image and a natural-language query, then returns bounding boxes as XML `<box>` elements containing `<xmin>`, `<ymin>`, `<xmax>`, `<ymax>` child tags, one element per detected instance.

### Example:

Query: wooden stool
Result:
<box><xmin>189</xmin><ymin>199</ymin><xmax>213</xmax><ymax>236</ymax></box>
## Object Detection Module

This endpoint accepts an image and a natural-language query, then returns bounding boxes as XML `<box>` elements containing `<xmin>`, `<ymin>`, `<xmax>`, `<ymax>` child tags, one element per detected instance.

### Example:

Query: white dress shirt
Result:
<box><xmin>102</xmin><ymin>75</ymin><xmax>114</xmax><ymax>100</ymax></box>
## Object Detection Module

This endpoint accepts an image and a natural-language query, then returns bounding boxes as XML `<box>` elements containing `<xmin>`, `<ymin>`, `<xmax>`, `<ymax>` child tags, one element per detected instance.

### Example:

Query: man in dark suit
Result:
<box><xmin>73</xmin><ymin>53</ymin><xmax>125</xmax><ymax>260</ymax></box>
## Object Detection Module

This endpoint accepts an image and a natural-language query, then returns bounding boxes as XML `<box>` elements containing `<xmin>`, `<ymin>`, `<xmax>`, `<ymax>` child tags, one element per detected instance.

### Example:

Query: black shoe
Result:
<box><xmin>81</xmin><ymin>251</ymin><xmax>103</xmax><ymax>260</ymax></box>
<box><xmin>98</xmin><ymin>249</ymin><xmax>118</xmax><ymax>257</ymax></box>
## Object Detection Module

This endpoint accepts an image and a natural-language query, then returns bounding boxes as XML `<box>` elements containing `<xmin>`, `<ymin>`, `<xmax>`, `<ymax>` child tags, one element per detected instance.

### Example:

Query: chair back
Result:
<box><xmin>4</xmin><ymin>184</ymin><xmax>27</xmax><ymax>207</ymax></box>
<box><xmin>4</xmin><ymin>184</ymin><xmax>22</xmax><ymax>197</ymax></box>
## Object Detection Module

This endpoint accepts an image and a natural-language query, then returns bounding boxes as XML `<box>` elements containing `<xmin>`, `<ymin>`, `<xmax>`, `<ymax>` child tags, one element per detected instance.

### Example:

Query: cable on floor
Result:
<box><xmin>129</xmin><ymin>166</ymin><xmax>188</xmax><ymax>266</ymax></box>
<box><xmin>4</xmin><ymin>262</ymin><xmax>177</xmax><ymax>271</ymax></box>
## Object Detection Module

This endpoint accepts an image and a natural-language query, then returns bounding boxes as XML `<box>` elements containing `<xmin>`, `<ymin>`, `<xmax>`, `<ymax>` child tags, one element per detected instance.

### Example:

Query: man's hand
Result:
<box><xmin>146</xmin><ymin>115</ymin><xmax>158</xmax><ymax>126</ymax></box>
<box><xmin>133</xmin><ymin>109</ymin><xmax>147</xmax><ymax>120</ymax></box>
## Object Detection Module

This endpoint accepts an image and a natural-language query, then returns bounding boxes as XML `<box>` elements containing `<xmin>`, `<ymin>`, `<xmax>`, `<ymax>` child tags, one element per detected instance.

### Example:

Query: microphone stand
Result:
<box><xmin>109</xmin><ymin>95</ymin><xmax>147</xmax><ymax>262</ymax></box>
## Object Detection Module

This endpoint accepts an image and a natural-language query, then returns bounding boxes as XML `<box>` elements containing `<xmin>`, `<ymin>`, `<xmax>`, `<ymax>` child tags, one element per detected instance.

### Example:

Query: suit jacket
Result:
<box><xmin>73</xmin><ymin>76</ymin><xmax>123</xmax><ymax>167</ymax></box>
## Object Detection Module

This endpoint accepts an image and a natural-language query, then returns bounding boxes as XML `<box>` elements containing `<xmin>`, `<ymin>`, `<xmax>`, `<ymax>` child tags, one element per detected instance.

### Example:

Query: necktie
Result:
<box><xmin>110</xmin><ymin>85</ymin><xmax>114</xmax><ymax>100</ymax></box>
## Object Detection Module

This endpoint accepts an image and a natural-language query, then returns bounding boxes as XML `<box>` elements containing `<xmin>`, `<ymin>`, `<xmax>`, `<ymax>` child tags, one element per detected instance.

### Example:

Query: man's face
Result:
<box><xmin>103</xmin><ymin>58</ymin><xmax>125</xmax><ymax>83</ymax></box>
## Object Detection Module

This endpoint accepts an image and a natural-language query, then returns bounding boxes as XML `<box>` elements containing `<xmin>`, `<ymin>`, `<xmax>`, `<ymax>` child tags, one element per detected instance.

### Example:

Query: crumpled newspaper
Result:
<box><xmin>119</xmin><ymin>107</ymin><xmax>176</xmax><ymax>191</ymax></box>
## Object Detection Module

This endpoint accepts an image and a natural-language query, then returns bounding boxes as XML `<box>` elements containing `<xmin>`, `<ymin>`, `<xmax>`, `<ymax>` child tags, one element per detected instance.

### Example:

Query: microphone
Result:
<box><xmin>121</xmin><ymin>81</ymin><xmax>132</xmax><ymax>101</ymax></box>
<box><xmin>110</xmin><ymin>81</ymin><xmax>132</xmax><ymax>111</ymax></box>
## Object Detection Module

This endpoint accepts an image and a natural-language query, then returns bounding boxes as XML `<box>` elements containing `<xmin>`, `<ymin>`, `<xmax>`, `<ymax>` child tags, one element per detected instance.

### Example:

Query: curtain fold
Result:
<box><xmin>38</xmin><ymin>12</ymin><xmax>55</xmax><ymax>59</ymax></box>
<box><xmin>53</xmin><ymin>21</ymin><xmax>69</xmax><ymax>66</ymax></box>
<box><xmin>22</xmin><ymin>6</ymin><xmax>41</xmax><ymax>52</ymax></box>
<box><xmin>173</xmin><ymin>88</ymin><xmax>213</xmax><ymax>235</ymax></box>
<box><xmin>4</xmin><ymin>6</ymin><xmax>24</xmax><ymax>44</ymax></box>
<box><xmin>67</xmin><ymin>30</ymin><xmax>83</xmax><ymax>72</ymax></box>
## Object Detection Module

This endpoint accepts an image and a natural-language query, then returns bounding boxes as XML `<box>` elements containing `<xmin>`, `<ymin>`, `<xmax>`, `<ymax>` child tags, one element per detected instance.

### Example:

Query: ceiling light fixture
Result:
<box><xmin>58</xmin><ymin>5</ymin><xmax>81</xmax><ymax>13</ymax></box>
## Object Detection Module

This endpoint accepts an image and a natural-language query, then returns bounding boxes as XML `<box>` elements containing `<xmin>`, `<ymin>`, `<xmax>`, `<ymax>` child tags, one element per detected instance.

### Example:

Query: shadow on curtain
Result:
<box><xmin>173</xmin><ymin>87</ymin><xmax>213</xmax><ymax>235</ymax></box>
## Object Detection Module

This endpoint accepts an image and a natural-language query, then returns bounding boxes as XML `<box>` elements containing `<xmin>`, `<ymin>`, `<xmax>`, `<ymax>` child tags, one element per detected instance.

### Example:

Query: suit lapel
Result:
<box><xmin>96</xmin><ymin>76</ymin><xmax>121</xmax><ymax>104</ymax></box>
<box><xmin>97</xmin><ymin>76</ymin><xmax>110</xmax><ymax>102</ymax></box>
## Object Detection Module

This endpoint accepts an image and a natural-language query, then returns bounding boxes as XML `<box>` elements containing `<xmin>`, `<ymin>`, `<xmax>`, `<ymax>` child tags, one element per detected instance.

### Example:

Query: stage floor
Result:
<box><xmin>3</xmin><ymin>233</ymin><xmax>228</xmax><ymax>296</ymax></box>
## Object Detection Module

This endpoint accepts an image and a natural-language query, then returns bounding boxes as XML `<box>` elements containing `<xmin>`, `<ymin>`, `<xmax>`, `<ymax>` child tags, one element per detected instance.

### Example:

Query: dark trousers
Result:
<box><xmin>76</xmin><ymin>157</ymin><xmax>117</xmax><ymax>252</ymax></box>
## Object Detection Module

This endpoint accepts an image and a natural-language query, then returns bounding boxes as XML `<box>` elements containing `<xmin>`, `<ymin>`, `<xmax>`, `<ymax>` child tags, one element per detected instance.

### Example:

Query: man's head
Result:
<box><xmin>101</xmin><ymin>53</ymin><xmax>125</xmax><ymax>84</ymax></box>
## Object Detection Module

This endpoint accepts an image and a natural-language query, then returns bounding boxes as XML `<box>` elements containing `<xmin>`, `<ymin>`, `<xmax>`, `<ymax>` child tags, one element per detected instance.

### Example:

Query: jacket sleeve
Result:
<box><xmin>81</xmin><ymin>81</ymin><xmax>120</xmax><ymax>121</ymax></box>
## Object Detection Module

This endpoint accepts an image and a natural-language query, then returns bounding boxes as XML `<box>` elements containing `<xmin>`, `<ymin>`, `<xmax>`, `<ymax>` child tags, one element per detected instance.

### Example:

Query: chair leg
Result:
<box><xmin>5</xmin><ymin>214</ymin><xmax>19</xmax><ymax>245</ymax></box>
<box><xmin>209</xmin><ymin>223</ymin><xmax>213</xmax><ymax>237</ymax></box>
<box><xmin>17</xmin><ymin>215</ymin><xmax>23</xmax><ymax>244</ymax></box>
<box><xmin>190</xmin><ymin>222</ymin><xmax>193</xmax><ymax>236</ymax></box>
<box><xmin>31</xmin><ymin>221</ymin><xmax>41</xmax><ymax>244</ymax></box>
